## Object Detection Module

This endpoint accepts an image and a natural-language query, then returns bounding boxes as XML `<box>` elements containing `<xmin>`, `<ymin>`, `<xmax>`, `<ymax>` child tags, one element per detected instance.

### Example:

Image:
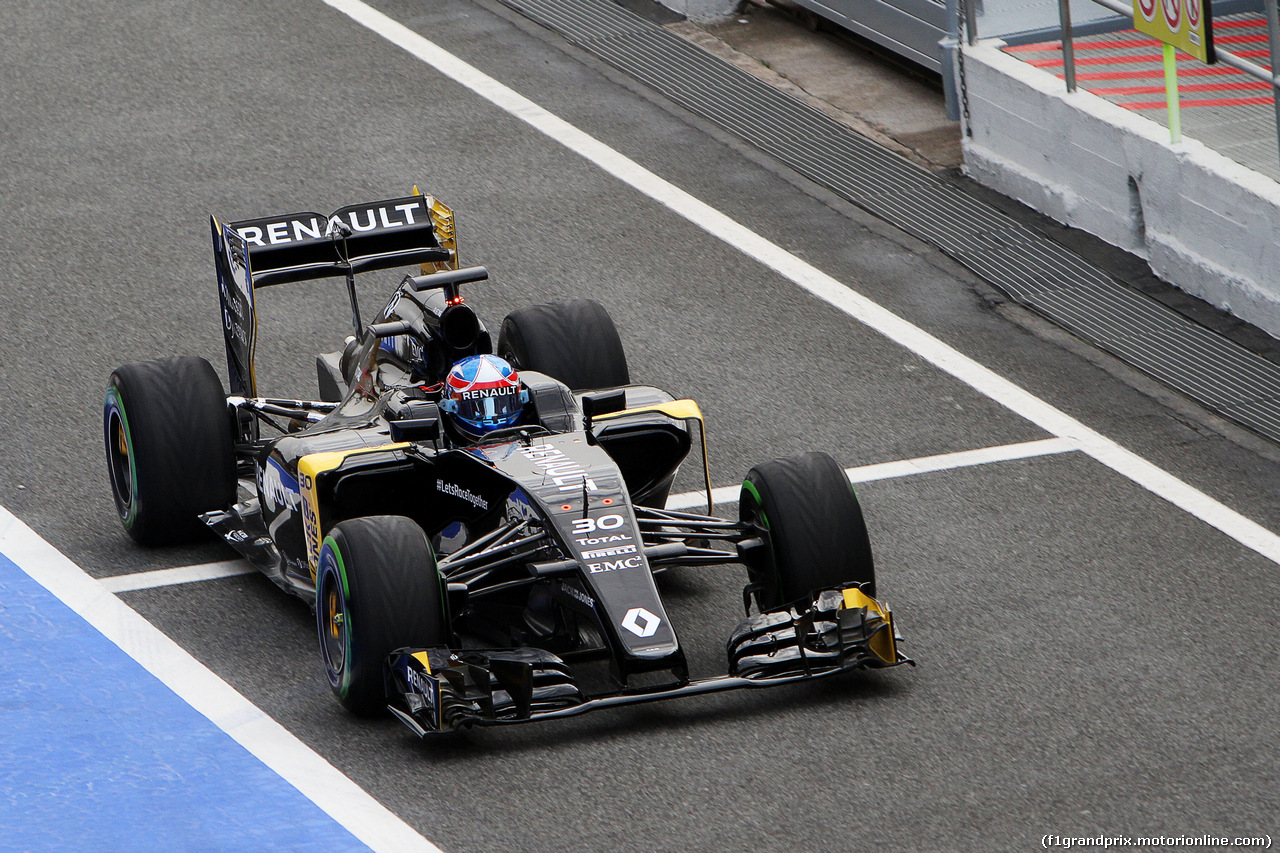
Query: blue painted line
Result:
<box><xmin>0</xmin><ymin>551</ymin><xmax>370</xmax><ymax>853</ymax></box>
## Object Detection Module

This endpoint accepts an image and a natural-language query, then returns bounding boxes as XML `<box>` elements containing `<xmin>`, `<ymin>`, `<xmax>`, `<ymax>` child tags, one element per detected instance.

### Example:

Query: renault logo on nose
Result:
<box><xmin>621</xmin><ymin>607</ymin><xmax>660</xmax><ymax>638</ymax></box>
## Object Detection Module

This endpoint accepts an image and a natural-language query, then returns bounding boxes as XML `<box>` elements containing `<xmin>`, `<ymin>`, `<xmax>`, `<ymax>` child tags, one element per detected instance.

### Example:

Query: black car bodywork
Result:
<box><xmin>107</xmin><ymin>193</ymin><xmax>910</xmax><ymax>736</ymax></box>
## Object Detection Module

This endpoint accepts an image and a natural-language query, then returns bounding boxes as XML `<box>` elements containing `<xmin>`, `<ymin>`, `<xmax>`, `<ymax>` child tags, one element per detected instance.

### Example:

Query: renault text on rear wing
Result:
<box><xmin>223</xmin><ymin>195</ymin><xmax>454</xmax><ymax>288</ymax></box>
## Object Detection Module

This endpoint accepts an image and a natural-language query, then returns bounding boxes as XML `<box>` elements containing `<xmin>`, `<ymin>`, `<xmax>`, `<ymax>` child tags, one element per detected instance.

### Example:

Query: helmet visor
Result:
<box><xmin>453</xmin><ymin>384</ymin><xmax>523</xmax><ymax>428</ymax></box>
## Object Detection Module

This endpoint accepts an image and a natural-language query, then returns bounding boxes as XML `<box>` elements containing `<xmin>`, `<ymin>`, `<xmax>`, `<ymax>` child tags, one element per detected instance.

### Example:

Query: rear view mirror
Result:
<box><xmin>389</xmin><ymin>417</ymin><xmax>440</xmax><ymax>443</ymax></box>
<box><xmin>581</xmin><ymin>390</ymin><xmax>627</xmax><ymax>427</ymax></box>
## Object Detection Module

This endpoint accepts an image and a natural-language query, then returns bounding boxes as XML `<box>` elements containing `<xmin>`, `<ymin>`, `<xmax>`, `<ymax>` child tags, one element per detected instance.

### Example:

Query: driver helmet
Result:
<box><xmin>439</xmin><ymin>354</ymin><xmax>529</xmax><ymax>439</ymax></box>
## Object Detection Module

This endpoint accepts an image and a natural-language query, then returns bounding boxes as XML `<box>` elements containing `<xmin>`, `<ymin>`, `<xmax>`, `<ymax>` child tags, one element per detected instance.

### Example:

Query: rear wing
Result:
<box><xmin>218</xmin><ymin>194</ymin><xmax>454</xmax><ymax>288</ymax></box>
<box><xmin>211</xmin><ymin>192</ymin><xmax>458</xmax><ymax>397</ymax></box>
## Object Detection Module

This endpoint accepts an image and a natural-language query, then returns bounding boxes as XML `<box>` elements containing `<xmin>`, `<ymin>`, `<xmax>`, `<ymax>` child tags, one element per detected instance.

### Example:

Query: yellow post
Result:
<box><xmin>1163</xmin><ymin>43</ymin><xmax>1182</xmax><ymax>143</ymax></box>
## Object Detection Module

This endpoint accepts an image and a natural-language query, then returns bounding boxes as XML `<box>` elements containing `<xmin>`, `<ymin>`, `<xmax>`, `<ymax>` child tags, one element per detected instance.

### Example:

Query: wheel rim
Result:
<box><xmin>105</xmin><ymin>399</ymin><xmax>136</xmax><ymax>522</ymax></box>
<box><xmin>317</xmin><ymin>554</ymin><xmax>350</xmax><ymax>690</ymax></box>
<box><xmin>322</xmin><ymin>584</ymin><xmax>347</xmax><ymax>675</ymax></box>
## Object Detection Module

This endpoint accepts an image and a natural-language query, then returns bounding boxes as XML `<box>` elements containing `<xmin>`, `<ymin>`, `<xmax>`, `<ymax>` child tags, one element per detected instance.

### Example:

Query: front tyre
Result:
<box><xmin>498</xmin><ymin>299</ymin><xmax>629</xmax><ymax>390</ymax></box>
<box><xmin>740</xmin><ymin>451</ymin><xmax>875</xmax><ymax>609</ymax></box>
<box><xmin>316</xmin><ymin>516</ymin><xmax>449</xmax><ymax>717</ymax></box>
<box><xmin>104</xmin><ymin>356</ymin><xmax>235</xmax><ymax>546</ymax></box>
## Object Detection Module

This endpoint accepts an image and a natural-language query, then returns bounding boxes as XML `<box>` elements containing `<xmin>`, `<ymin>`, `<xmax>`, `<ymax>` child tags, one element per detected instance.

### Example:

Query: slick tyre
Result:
<box><xmin>740</xmin><ymin>451</ymin><xmax>876</xmax><ymax>609</ymax></box>
<box><xmin>498</xmin><ymin>299</ymin><xmax>629</xmax><ymax>390</ymax></box>
<box><xmin>316</xmin><ymin>516</ymin><xmax>449</xmax><ymax>717</ymax></box>
<box><xmin>104</xmin><ymin>357</ymin><xmax>235</xmax><ymax>546</ymax></box>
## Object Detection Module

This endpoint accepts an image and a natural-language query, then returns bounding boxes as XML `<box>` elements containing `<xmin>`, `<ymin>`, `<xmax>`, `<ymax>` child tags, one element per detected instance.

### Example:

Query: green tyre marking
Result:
<box><xmin>323</xmin><ymin>534</ymin><xmax>351</xmax><ymax>599</ymax></box>
<box><xmin>321</xmin><ymin>536</ymin><xmax>353</xmax><ymax>700</ymax></box>
<box><xmin>105</xmin><ymin>386</ymin><xmax>139</xmax><ymax>527</ymax></box>
<box><xmin>741</xmin><ymin>480</ymin><xmax>768</xmax><ymax>530</ymax></box>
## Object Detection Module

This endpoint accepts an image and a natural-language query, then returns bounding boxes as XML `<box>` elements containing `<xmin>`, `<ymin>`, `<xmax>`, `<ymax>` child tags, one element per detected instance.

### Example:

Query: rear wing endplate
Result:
<box><xmin>211</xmin><ymin>221</ymin><xmax>257</xmax><ymax>397</ymax></box>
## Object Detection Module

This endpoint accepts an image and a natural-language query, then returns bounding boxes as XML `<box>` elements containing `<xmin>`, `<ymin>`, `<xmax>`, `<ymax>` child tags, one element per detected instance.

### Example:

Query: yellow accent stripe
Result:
<box><xmin>592</xmin><ymin>399</ymin><xmax>703</xmax><ymax>423</ymax></box>
<box><xmin>842</xmin><ymin>587</ymin><xmax>897</xmax><ymax>663</ymax></box>
<box><xmin>297</xmin><ymin>442</ymin><xmax>412</xmax><ymax>579</ymax></box>
<box><xmin>411</xmin><ymin>651</ymin><xmax>433</xmax><ymax>675</ymax></box>
<box><xmin>427</xmin><ymin>196</ymin><xmax>457</xmax><ymax>271</ymax></box>
<box><xmin>842</xmin><ymin>586</ymin><xmax>885</xmax><ymax>618</ymax></box>
<box><xmin>867</xmin><ymin>618</ymin><xmax>897</xmax><ymax>664</ymax></box>
<box><xmin>593</xmin><ymin>399</ymin><xmax>714</xmax><ymax>512</ymax></box>
<box><xmin>413</xmin><ymin>185</ymin><xmax>457</xmax><ymax>273</ymax></box>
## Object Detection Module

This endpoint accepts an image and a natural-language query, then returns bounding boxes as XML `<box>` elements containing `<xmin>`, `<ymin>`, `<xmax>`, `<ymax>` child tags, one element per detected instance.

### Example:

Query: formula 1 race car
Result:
<box><xmin>104</xmin><ymin>192</ymin><xmax>910</xmax><ymax>734</ymax></box>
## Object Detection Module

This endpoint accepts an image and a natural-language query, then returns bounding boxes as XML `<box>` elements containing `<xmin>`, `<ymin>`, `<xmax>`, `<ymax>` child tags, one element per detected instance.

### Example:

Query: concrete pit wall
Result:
<box><xmin>962</xmin><ymin>41</ymin><xmax>1280</xmax><ymax>338</ymax></box>
<box><xmin>654</xmin><ymin>0</ymin><xmax>741</xmax><ymax>21</ymax></box>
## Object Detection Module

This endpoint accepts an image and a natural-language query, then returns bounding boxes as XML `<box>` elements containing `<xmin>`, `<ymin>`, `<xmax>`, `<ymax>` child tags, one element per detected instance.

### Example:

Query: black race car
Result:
<box><xmin>104</xmin><ymin>192</ymin><xmax>910</xmax><ymax>735</ymax></box>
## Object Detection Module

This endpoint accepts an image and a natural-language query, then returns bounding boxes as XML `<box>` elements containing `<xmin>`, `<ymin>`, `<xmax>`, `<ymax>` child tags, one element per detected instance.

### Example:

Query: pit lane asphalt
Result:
<box><xmin>1</xmin><ymin>0</ymin><xmax>1277</xmax><ymax>849</ymax></box>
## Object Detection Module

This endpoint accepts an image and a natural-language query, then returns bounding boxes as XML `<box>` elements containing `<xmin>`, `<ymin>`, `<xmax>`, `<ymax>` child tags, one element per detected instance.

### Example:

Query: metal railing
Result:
<box><xmin>946</xmin><ymin>0</ymin><xmax>1280</xmax><ymax>168</ymax></box>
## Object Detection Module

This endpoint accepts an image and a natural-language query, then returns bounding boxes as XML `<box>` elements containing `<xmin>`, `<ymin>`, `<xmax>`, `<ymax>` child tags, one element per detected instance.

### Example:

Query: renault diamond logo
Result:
<box><xmin>621</xmin><ymin>607</ymin><xmax>660</xmax><ymax>638</ymax></box>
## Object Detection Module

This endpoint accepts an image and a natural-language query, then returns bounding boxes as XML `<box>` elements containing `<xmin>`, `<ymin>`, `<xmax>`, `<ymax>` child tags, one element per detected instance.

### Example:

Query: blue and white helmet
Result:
<box><xmin>439</xmin><ymin>354</ymin><xmax>529</xmax><ymax>439</ymax></box>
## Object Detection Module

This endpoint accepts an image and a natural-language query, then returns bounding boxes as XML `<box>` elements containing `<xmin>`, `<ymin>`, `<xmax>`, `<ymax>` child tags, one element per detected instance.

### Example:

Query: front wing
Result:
<box><xmin>385</xmin><ymin>586</ymin><xmax>912</xmax><ymax>736</ymax></box>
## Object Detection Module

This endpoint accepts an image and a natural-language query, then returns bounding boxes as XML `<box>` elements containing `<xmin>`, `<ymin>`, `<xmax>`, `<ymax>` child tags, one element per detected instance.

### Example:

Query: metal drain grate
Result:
<box><xmin>496</xmin><ymin>0</ymin><xmax>1280</xmax><ymax>443</ymax></box>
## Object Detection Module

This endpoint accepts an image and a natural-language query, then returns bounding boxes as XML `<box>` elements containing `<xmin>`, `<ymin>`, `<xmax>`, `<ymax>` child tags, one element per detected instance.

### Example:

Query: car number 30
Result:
<box><xmin>572</xmin><ymin>514</ymin><xmax>624</xmax><ymax>535</ymax></box>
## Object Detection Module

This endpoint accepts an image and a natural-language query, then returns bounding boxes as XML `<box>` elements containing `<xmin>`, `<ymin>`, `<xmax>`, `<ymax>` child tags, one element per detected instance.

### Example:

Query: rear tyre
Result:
<box><xmin>316</xmin><ymin>516</ymin><xmax>449</xmax><ymax>716</ymax></box>
<box><xmin>104</xmin><ymin>357</ymin><xmax>235</xmax><ymax>546</ymax></box>
<box><xmin>740</xmin><ymin>451</ymin><xmax>875</xmax><ymax>609</ymax></box>
<box><xmin>498</xmin><ymin>299</ymin><xmax>629</xmax><ymax>390</ymax></box>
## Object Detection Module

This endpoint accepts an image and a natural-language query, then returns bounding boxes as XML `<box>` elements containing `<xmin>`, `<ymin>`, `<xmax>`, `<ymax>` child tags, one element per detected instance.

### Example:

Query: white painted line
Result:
<box><xmin>100</xmin><ymin>559</ymin><xmax>257</xmax><ymax>593</ymax></box>
<box><xmin>665</xmin><ymin>484</ymin><xmax>748</xmax><ymax>512</ymax></box>
<box><xmin>321</xmin><ymin>0</ymin><xmax>1280</xmax><ymax>566</ymax></box>
<box><xmin>842</xmin><ymin>436</ymin><xmax>1079</xmax><ymax>484</ymax></box>
<box><xmin>0</xmin><ymin>507</ymin><xmax>441</xmax><ymax>853</ymax></box>
<box><xmin>663</xmin><ymin>437</ymin><xmax>1079</xmax><ymax>510</ymax></box>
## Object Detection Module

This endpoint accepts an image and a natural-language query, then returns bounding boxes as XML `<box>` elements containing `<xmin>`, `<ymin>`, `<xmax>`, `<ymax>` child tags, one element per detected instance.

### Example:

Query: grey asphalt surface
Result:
<box><xmin>1</xmin><ymin>0</ymin><xmax>1277</xmax><ymax>850</ymax></box>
